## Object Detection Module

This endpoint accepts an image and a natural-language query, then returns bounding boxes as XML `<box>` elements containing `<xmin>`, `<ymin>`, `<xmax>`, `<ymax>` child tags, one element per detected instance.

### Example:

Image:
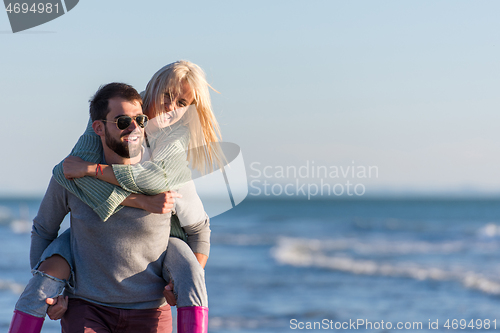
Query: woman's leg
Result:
<box><xmin>163</xmin><ymin>237</ymin><xmax>208</xmax><ymax>333</ymax></box>
<box><xmin>38</xmin><ymin>254</ymin><xmax>71</xmax><ymax>280</ymax></box>
<box><xmin>9</xmin><ymin>229</ymin><xmax>72</xmax><ymax>333</ymax></box>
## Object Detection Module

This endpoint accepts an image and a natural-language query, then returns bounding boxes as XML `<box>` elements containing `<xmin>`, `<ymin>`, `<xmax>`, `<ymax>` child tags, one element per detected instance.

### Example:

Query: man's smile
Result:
<box><xmin>122</xmin><ymin>134</ymin><xmax>140</xmax><ymax>143</ymax></box>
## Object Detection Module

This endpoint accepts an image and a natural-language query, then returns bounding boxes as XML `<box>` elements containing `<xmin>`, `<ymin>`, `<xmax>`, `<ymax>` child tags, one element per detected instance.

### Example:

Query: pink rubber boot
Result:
<box><xmin>8</xmin><ymin>310</ymin><xmax>44</xmax><ymax>333</ymax></box>
<box><xmin>177</xmin><ymin>306</ymin><xmax>208</xmax><ymax>333</ymax></box>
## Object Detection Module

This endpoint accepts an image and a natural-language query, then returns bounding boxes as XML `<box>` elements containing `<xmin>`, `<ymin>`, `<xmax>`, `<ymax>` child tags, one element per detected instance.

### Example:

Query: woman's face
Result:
<box><xmin>162</xmin><ymin>81</ymin><xmax>194</xmax><ymax>113</ymax></box>
<box><xmin>147</xmin><ymin>81</ymin><xmax>195</xmax><ymax>128</ymax></box>
<box><xmin>145</xmin><ymin>81</ymin><xmax>194</xmax><ymax>118</ymax></box>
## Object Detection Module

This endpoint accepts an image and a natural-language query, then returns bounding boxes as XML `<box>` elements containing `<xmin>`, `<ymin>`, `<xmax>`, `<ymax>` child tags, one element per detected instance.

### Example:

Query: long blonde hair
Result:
<box><xmin>142</xmin><ymin>60</ymin><xmax>224</xmax><ymax>174</ymax></box>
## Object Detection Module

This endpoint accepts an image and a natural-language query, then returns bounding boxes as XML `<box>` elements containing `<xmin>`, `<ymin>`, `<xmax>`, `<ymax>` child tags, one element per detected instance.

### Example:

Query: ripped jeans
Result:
<box><xmin>15</xmin><ymin>229</ymin><xmax>207</xmax><ymax>317</ymax></box>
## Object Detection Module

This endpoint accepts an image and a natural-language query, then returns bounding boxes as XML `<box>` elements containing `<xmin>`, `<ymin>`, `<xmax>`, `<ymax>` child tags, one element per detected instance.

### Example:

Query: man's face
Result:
<box><xmin>103</xmin><ymin>97</ymin><xmax>144</xmax><ymax>159</ymax></box>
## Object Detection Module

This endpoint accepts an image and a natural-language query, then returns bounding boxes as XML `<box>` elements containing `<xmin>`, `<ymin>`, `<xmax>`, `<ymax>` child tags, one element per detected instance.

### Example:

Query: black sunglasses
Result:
<box><xmin>102</xmin><ymin>115</ymin><xmax>149</xmax><ymax>130</ymax></box>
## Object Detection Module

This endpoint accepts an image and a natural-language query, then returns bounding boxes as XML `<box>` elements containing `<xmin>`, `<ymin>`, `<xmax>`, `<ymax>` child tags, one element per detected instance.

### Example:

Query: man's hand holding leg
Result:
<box><xmin>46</xmin><ymin>295</ymin><xmax>68</xmax><ymax>320</ymax></box>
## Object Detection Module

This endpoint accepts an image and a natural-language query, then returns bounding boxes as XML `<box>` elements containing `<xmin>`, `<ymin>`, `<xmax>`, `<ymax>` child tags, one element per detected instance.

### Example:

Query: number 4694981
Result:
<box><xmin>444</xmin><ymin>319</ymin><xmax>496</xmax><ymax>330</ymax></box>
<box><xmin>5</xmin><ymin>3</ymin><xmax>59</xmax><ymax>14</ymax></box>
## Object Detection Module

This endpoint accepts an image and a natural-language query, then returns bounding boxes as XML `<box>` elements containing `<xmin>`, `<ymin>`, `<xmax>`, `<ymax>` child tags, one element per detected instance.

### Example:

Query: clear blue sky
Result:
<box><xmin>2</xmin><ymin>0</ymin><xmax>500</xmax><ymax>196</ymax></box>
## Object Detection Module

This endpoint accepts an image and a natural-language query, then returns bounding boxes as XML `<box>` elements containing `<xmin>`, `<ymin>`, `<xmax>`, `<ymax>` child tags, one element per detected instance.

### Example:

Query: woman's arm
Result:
<box><xmin>167</xmin><ymin>214</ymin><xmax>210</xmax><ymax>263</ymax></box>
<box><xmin>52</xmin><ymin>118</ymin><xmax>132</xmax><ymax>221</ymax></box>
<box><xmin>54</xmin><ymin>119</ymin><xmax>192</xmax><ymax>221</ymax></box>
<box><xmin>122</xmin><ymin>191</ymin><xmax>182</xmax><ymax>214</ymax></box>
<box><xmin>172</xmin><ymin>182</ymin><xmax>211</xmax><ymax>261</ymax></box>
<box><xmin>63</xmin><ymin>157</ymin><xmax>120</xmax><ymax>186</ymax></box>
<box><xmin>111</xmin><ymin>125</ymin><xmax>193</xmax><ymax>194</ymax></box>
<box><xmin>183</xmin><ymin>218</ymin><xmax>210</xmax><ymax>266</ymax></box>
<box><xmin>62</xmin><ymin>153</ymin><xmax>190</xmax><ymax>195</ymax></box>
<box><xmin>62</xmin><ymin>124</ymin><xmax>193</xmax><ymax>196</ymax></box>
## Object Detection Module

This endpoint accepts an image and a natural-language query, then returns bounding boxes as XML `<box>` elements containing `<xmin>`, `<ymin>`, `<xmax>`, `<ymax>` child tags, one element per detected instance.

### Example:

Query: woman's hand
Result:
<box><xmin>140</xmin><ymin>191</ymin><xmax>182</xmax><ymax>214</ymax></box>
<box><xmin>163</xmin><ymin>281</ymin><xmax>177</xmax><ymax>306</ymax></box>
<box><xmin>63</xmin><ymin>156</ymin><xmax>94</xmax><ymax>179</ymax></box>
<box><xmin>46</xmin><ymin>295</ymin><xmax>68</xmax><ymax>320</ymax></box>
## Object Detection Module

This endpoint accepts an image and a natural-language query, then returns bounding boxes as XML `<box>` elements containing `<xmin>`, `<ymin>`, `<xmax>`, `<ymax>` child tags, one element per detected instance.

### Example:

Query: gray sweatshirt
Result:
<box><xmin>30</xmin><ymin>177</ymin><xmax>209</xmax><ymax>309</ymax></box>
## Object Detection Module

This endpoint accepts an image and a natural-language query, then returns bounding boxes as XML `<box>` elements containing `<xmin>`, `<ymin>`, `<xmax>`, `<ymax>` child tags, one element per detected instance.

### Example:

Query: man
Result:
<box><xmin>14</xmin><ymin>83</ymin><xmax>207</xmax><ymax>332</ymax></box>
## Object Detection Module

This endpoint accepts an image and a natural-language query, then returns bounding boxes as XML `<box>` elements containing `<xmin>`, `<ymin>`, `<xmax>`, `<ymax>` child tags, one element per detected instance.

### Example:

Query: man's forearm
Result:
<box><xmin>30</xmin><ymin>178</ymin><xmax>70</xmax><ymax>268</ymax></box>
<box><xmin>30</xmin><ymin>231</ymin><xmax>54</xmax><ymax>269</ymax></box>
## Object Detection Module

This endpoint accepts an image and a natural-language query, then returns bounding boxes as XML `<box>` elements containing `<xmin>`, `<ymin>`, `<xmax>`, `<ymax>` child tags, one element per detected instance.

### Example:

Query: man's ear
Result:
<box><xmin>92</xmin><ymin>120</ymin><xmax>105</xmax><ymax>136</ymax></box>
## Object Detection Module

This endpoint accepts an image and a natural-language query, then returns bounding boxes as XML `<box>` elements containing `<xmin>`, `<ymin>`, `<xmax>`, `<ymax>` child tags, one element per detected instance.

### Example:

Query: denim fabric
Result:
<box><xmin>163</xmin><ymin>237</ymin><xmax>208</xmax><ymax>307</ymax></box>
<box><xmin>15</xmin><ymin>270</ymin><xmax>65</xmax><ymax>318</ymax></box>
<box><xmin>22</xmin><ymin>224</ymin><xmax>206</xmax><ymax>316</ymax></box>
<box><xmin>33</xmin><ymin>229</ymin><xmax>75</xmax><ymax>292</ymax></box>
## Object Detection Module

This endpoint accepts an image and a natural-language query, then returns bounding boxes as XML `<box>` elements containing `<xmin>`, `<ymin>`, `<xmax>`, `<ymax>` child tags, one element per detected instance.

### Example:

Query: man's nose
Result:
<box><xmin>126</xmin><ymin>118</ymin><xmax>141</xmax><ymax>132</ymax></box>
<box><xmin>129</xmin><ymin>119</ymin><xmax>139</xmax><ymax>129</ymax></box>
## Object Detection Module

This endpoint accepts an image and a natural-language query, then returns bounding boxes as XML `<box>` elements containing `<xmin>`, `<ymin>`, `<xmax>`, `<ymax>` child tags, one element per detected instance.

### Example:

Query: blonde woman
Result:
<box><xmin>9</xmin><ymin>61</ymin><xmax>223</xmax><ymax>333</ymax></box>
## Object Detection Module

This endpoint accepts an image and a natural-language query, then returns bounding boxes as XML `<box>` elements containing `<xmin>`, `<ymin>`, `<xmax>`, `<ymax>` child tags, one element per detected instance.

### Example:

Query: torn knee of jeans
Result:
<box><xmin>31</xmin><ymin>269</ymin><xmax>66</xmax><ymax>283</ymax></box>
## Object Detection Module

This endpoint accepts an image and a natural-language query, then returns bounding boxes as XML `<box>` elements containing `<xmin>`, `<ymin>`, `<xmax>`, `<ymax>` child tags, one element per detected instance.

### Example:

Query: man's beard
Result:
<box><xmin>104</xmin><ymin>127</ymin><xmax>142</xmax><ymax>159</ymax></box>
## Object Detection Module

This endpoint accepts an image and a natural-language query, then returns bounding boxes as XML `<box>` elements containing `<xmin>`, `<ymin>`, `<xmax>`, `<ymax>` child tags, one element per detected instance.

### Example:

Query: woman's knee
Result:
<box><xmin>166</xmin><ymin>239</ymin><xmax>204</xmax><ymax>278</ymax></box>
<box><xmin>38</xmin><ymin>255</ymin><xmax>71</xmax><ymax>280</ymax></box>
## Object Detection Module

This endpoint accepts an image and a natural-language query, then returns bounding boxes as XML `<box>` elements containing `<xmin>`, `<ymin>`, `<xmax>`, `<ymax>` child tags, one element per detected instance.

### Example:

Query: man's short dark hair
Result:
<box><xmin>89</xmin><ymin>83</ymin><xmax>142</xmax><ymax>121</ymax></box>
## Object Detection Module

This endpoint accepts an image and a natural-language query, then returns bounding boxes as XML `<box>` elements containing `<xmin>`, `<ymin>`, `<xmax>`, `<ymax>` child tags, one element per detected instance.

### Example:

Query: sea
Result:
<box><xmin>1</xmin><ymin>197</ymin><xmax>500</xmax><ymax>332</ymax></box>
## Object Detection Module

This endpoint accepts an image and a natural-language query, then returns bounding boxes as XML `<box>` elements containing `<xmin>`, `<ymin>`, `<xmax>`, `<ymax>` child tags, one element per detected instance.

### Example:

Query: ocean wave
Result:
<box><xmin>0</xmin><ymin>206</ymin><xmax>13</xmax><ymax>225</ymax></box>
<box><xmin>212</xmin><ymin>232</ymin><xmax>470</xmax><ymax>252</ymax></box>
<box><xmin>0</xmin><ymin>279</ymin><xmax>25</xmax><ymax>294</ymax></box>
<box><xmin>208</xmin><ymin>316</ymin><xmax>288</xmax><ymax>330</ymax></box>
<box><xmin>212</xmin><ymin>233</ymin><xmax>276</xmax><ymax>246</ymax></box>
<box><xmin>271</xmin><ymin>237</ymin><xmax>500</xmax><ymax>296</ymax></box>
<box><xmin>9</xmin><ymin>219</ymin><xmax>32</xmax><ymax>234</ymax></box>
<box><xmin>274</xmin><ymin>236</ymin><xmax>465</xmax><ymax>255</ymax></box>
<box><xmin>0</xmin><ymin>204</ymin><xmax>32</xmax><ymax>233</ymax></box>
<box><xmin>477</xmin><ymin>223</ymin><xmax>500</xmax><ymax>238</ymax></box>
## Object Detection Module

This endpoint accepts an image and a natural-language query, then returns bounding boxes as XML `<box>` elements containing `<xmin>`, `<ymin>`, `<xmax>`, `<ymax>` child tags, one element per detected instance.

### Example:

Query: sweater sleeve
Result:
<box><xmin>171</xmin><ymin>181</ymin><xmax>210</xmax><ymax>255</ymax></box>
<box><xmin>183</xmin><ymin>218</ymin><xmax>210</xmax><ymax>257</ymax></box>
<box><xmin>52</xmin><ymin>118</ymin><xmax>131</xmax><ymax>221</ymax></box>
<box><xmin>30</xmin><ymin>178</ymin><xmax>70</xmax><ymax>269</ymax></box>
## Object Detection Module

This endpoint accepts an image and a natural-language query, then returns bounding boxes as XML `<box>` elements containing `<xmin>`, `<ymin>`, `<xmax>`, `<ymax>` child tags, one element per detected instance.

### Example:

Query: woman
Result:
<box><xmin>9</xmin><ymin>60</ymin><xmax>223</xmax><ymax>333</ymax></box>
